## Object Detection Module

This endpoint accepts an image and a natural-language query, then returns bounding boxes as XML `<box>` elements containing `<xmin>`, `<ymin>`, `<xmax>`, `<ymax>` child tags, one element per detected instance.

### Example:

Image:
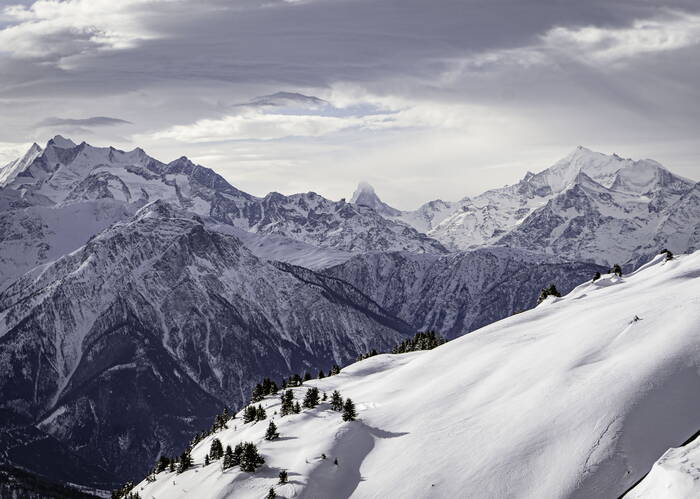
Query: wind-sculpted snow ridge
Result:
<box><xmin>128</xmin><ymin>250</ymin><xmax>700</xmax><ymax>499</ymax></box>
<box><xmin>325</xmin><ymin>247</ymin><xmax>606</xmax><ymax>338</ymax></box>
<box><xmin>627</xmin><ymin>433</ymin><xmax>700</xmax><ymax>499</ymax></box>
<box><xmin>0</xmin><ymin>200</ymin><xmax>414</xmax><ymax>483</ymax></box>
<box><xmin>363</xmin><ymin>147</ymin><xmax>698</xmax><ymax>267</ymax></box>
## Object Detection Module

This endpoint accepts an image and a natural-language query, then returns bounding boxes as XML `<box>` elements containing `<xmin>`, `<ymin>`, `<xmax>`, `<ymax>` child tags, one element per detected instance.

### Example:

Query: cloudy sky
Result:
<box><xmin>0</xmin><ymin>0</ymin><xmax>698</xmax><ymax>208</ymax></box>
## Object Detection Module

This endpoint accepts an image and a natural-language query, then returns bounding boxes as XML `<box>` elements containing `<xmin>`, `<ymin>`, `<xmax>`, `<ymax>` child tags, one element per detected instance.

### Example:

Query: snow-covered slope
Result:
<box><xmin>0</xmin><ymin>201</ymin><xmax>414</xmax><ymax>482</ymax></box>
<box><xmin>128</xmin><ymin>250</ymin><xmax>700</xmax><ymax>499</ymax></box>
<box><xmin>325</xmin><ymin>247</ymin><xmax>604</xmax><ymax>337</ymax></box>
<box><xmin>627</xmin><ymin>433</ymin><xmax>700</xmax><ymax>499</ymax></box>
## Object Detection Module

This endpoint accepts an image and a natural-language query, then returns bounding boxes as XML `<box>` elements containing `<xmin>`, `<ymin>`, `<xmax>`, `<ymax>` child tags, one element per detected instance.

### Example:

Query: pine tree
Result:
<box><xmin>243</xmin><ymin>405</ymin><xmax>258</xmax><ymax>423</ymax></box>
<box><xmin>169</xmin><ymin>460</ymin><xmax>175</xmax><ymax>472</ymax></box>
<box><xmin>537</xmin><ymin>284</ymin><xmax>561</xmax><ymax>304</ymax></box>
<box><xmin>240</xmin><ymin>442</ymin><xmax>265</xmax><ymax>472</ymax></box>
<box><xmin>303</xmin><ymin>371</ymin><xmax>312</xmax><ymax>382</ymax></box>
<box><xmin>177</xmin><ymin>451</ymin><xmax>192</xmax><ymax>473</ymax></box>
<box><xmin>303</xmin><ymin>387</ymin><xmax>320</xmax><ymax>409</ymax></box>
<box><xmin>251</xmin><ymin>383</ymin><xmax>265</xmax><ymax>403</ymax></box>
<box><xmin>280</xmin><ymin>389</ymin><xmax>294</xmax><ymax>416</ymax></box>
<box><xmin>255</xmin><ymin>405</ymin><xmax>267</xmax><ymax>422</ymax></box>
<box><xmin>661</xmin><ymin>248</ymin><xmax>674</xmax><ymax>261</ymax></box>
<box><xmin>293</xmin><ymin>401</ymin><xmax>301</xmax><ymax>414</ymax></box>
<box><xmin>611</xmin><ymin>264</ymin><xmax>622</xmax><ymax>277</ymax></box>
<box><xmin>266</xmin><ymin>487</ymin><xmax>276</xmax><ymax>499</ymax></box>
<box><xmin>342</xmin><ymin>398</ymin><xmax>357</xmax><ymax>421</ymax></box>
<box><xmin>232</xmin><ymin>443</ymin><xmax>244</xmax><ymax>466</ymax></box>
<box><xmin>318</xmin><ymin>369</ymin><xmax>325</xmax><ymax>379</ymax></box>
<box><xmin>592</xmin><ymin>271</ymin><xmax>601</xmax><ymax>282</ymax></box>
<box><xmin>222</xmin><ymin>445</ymin><xmax>235</xmax><ymax>469</ymax></box>
<box><xmin>210</xmin><ymin>438</ymin><xmax>224</xmax><ymax>460</ymax></box>
<box><xmin>156</xmin><ymin>456</ymin><xmax>170</xmax><ymax>473</ymax></box>
<box><xmin>279</xmin><ymin>470</ymin><xmax>288</xmax><ymax>484</ymax></box>
<box><xmin>265</xmin><ymin>420</ymin><xmax>279</xmax><ymax>440</ymax></box>
<box><xmin>329</xmin><ymin>364</ymin><xmax>341</xmax><ymax>375</ymax></box>
<box><xmin>205</xmin><ymin>454</ymin><xmax>210</xmax><ymax>466</ymax></box>
<box><xmin>330</xmin><ymin>390</ymin><xmax>344</xmax><ymax>411</ymax></box>
<box><xmin>322</xmin><ymin>392</ymin><xmax>327</xmax><ymax>401</ymax></box>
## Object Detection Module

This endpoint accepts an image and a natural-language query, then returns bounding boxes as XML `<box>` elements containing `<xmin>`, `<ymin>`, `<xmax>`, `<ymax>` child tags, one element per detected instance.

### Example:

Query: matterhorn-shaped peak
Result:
<box><xmin>350</xmin><ymin>181</ymin><xmax>401</xmax><ymax>216</ymax></box>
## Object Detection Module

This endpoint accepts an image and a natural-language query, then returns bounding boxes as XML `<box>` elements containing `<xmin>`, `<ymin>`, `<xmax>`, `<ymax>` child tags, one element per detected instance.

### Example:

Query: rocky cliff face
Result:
<box><xmin>325</xmin><ymin>247</ymin><xmax>605</xmax><ymax>338</ymax></box>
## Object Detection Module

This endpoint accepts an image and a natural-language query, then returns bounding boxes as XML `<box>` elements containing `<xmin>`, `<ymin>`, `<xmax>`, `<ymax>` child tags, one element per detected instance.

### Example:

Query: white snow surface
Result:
<box><xmin>628</xmin><ymin>433</ymin><xmax>700</xmax><ymax>499</ymax></box>
<box><xmin>130</xmin><ymin>251</ymin><xmax>700</xmax><ymax>499</ymax></box>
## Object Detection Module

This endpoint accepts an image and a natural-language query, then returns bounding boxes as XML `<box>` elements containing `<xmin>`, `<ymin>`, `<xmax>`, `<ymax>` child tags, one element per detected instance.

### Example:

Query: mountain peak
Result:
<box><xmin>47</xmin><ymin>135</ymin><xmax>77</xmax><ymax>149</ymax></box>
<box><xmin>350</xmin><ymin>181</ymin><xmax>401</xmax><ymax>217</ymax></box>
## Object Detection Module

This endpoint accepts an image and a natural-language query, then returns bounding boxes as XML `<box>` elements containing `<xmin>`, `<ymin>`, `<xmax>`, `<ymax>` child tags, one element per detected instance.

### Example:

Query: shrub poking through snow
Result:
<box><xmin>342</xmin><ymin>398</ymin><xmax>357</xmax><ymax>422</ymax></box>
<box><xmin>661</xmin><ymin>248</ymin><xmax>674</xmax><ymax>261</ymax></box>
<box><xmin>592</xmin><ymin>271</ymin><xmax>601</xmax><ymax>282</ymax></box>
<box><xmin>611</xmin><ymin>264</ymin><xmax>622</xmax><ymax>277</ymax></box>
<box><xmin>279</xmin><ymin>470</ymin><xmax>288</xmax><ymax>484</ymax></box>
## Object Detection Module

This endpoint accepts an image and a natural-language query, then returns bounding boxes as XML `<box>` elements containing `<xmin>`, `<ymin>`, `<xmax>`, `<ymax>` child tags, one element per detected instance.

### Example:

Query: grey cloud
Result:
<box><xmin>36</xmin><ymin>116</ymin><xmax>133</xmax><ymax>128</ymax></box>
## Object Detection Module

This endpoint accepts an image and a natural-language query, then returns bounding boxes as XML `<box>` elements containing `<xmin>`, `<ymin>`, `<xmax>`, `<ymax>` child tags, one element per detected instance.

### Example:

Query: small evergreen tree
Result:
<box><xmin>266</xmin><ymin>488</ymin><xmax>276</xmax><ymax>499</ymax></box>
<box><xmin>243</xmin><ymin>405</ymin><xmax>258</xmax><ymax>423</ymax></box>
<box><xmin>303</xmin><ymin>387</ymin><xmax>320</xmax><ymax>409</ymax></box>
<box><xmin>177</xmin><ymin>451</ymin><xmax>192</xmax><ymax>473</ymax></box>
<box><xmin>156</xmin><ymin>456</ymin><xmax>170</xmax><ymax>473</ymax></box>
<box><xmin>265</xmin><ymin>420</ymin><xmax>279</xmax><ymax>440</ymax></box>
<box><xmin>169</xmin><ymin>460</ymin><xmax>175</xmax><ymax>472</ymax></box>
<box><xmin>222</xmin><ymin>445</ymin><xmax>235</xmax><ymax>469</ymax></box>
<box><xmin>293</xmin><ymin>401</ymin><xmax>301</xmax><ymax>414</ymax></box>
<box><xmin>322</xmin><ymin>391</ymin><xmax>327</xmax><ymax>401</ymax></box>
<box><xmin>240</xmin><ymin>442</ymin><xmax>265</xmax><ymax>472</ymax></box>
<box><xmin>661</xmin><ymin>248</ymin><xmax>674</xmax><ymax>261</ymax></box>
<box><xmin>279</xmin><ymin>470</ymin><xmax>288</xmax><ymax>484</ymax></box>
<box><xmin>232</xmin><ymin>443</ymin><xmax>244</xmax><ymax>466</ymax></box>
<box><xmin>611</xmin><ymin>264</ymin><xmax>622</xmax><ymax>277</ymax></box>
<box><xmin>330</xmin><ymin>390</ymin><xmax>344</xmax><ymax>411</ymax></box>
<box><xmin>255</xmin><ymin>405</ymin><xmax>267</xmax><ymax>422</ymax></box>
<box><xmin>303</xmin><ymin>371</ymin><xmax>312</xmax><ymax>382</ymax></box>
<box><xmin>318</xmin><ymin>369</ymin><xmax>325</xmax><ymax>379</ymax></box>
<box><xmin>592</xmin><ymin>271</ymin><xmax>601</xmax><ymax>282</ymax></box>
<box><xmin>280</xmin><ymin>389</ymin><xmax>294</xmax><ymax>416</ymax></box>
<box><xmin>342</xmin><ymin>398</ymin><xmax>357</xmax><ymax>422</ymax></box>
<box><xmin>205</xmin><ymin>454</ymin><xmax>210</xmax><ymax>466</ymax></box>
<box><xmin>209</xmin><ymin>438</ymin><xmax>224</xmax><ymax>460</ymax></box>
<box><xmin>329</xmin><ymin>364</ymin><xmax>341</xmax><ymax>376</ymax></box>
<box><xmin>537</xmin><ymin>284</ymin><xmax>561</xmax><ymax>304</ymax></box>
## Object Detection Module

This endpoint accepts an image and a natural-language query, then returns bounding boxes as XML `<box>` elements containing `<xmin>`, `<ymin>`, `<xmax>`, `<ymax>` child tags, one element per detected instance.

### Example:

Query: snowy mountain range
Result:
<box><xmin>0</xmin><ymin>136</ymin><xmax>697</xmax><ymax>495</ymax></box>
<box><xmin>353</xmin><ymin>146</ymin><xmax>699</xmax><ymax>266</ymax></box>
<box><xmin>126</xmin><ymin>251</ymin><xmax>700</xmax><ymax>499</ymax></box>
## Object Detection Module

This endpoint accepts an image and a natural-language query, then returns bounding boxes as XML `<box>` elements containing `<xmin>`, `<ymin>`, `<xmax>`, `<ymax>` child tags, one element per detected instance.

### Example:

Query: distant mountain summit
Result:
<box><xmin>357</xmin><ymin>146</ymin><xmax>698</xmax><ymax>266</ymax></box>
<box><xmin>350</xmin><ymin>181</ymin><xmax>401</xmax><ymax>217</ymax></box>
